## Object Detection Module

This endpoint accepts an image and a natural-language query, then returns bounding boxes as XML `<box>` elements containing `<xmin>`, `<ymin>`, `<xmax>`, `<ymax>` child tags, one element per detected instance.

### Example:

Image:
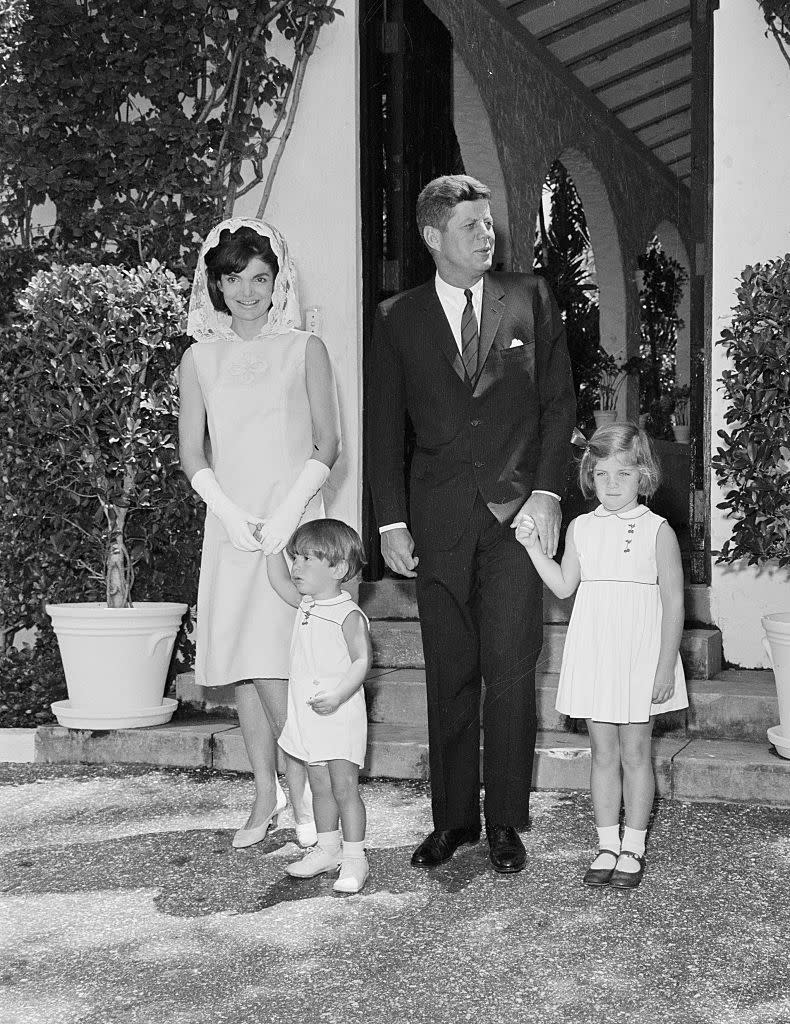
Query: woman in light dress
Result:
<box><xmin>178</xmin><ymin>218</ymin><xmax>341</xmax><ymax>849</ymax></box>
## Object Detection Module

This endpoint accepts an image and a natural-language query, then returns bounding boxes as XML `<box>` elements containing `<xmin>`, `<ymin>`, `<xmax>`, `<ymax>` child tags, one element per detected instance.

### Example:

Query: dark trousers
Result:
<box><xmin>415</xmin><ymin>494</ymin><xmax>543</xmax><ymax>829</ymax></box>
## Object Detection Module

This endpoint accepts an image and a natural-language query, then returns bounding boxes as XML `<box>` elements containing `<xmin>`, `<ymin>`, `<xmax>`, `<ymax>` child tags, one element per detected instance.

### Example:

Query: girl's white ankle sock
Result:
<box><xmin>342</xmin><ymin>839</ymin><xmax>366</xmax><ymax>860</ymax></box>
<box><xmin>618</xmin><ymin>826</ymin><xmax>647</xmax><ymax>873</ymax></box>
<box><xmin>622</xmin><ymin>826</ymin><xmax>646</xmax><ymax>856</ymax></box>
<box><xmin>317</xmin><ymin>829</ymin><xmax>342</xmax><ymax>854</ymax></box>
<box><xmin>591</xmin><ymin>824</ymin><xmax>621</xmax><ymax>869</ymax></box>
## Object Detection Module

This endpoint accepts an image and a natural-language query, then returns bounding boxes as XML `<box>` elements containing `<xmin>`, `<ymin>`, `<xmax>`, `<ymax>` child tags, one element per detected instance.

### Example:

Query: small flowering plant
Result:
<box><xmin>671</xmin><ymin>384</ymin><xmax>691</xmax><ymax>427</ymax></box>
<box><xmin>594</xmin><ymin>350</ymin><xmax>638</xmax><ymax>412</ymax></box>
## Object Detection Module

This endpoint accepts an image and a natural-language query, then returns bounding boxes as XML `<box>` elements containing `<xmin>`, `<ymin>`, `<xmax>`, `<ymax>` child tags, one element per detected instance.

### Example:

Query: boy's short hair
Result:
<box><xmin>416</xmin><ymin>174</ymin><xmax>492</xmax><ymax>237</ymax></box>
<box><xmin>286</xmin><ymin>518</ymin><xmax>366</xmax><ymax>583</ymax></box>
<box><xmin>578</xmin><ymin>422</ymin><xmax>662</xmax><ymax>499</ymax></box>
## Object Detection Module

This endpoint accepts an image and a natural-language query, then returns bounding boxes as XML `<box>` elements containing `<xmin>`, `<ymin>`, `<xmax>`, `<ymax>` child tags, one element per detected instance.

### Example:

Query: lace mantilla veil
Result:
<box><xmin>186</xmin><ymin>217</ymin><xmax>302</xmax><ymax>343</ymax></box>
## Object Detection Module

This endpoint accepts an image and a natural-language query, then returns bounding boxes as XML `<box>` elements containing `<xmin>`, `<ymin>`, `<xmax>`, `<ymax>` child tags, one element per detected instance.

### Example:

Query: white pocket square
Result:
<box><xmin>509</xmin><ymin>338</ymin><xmax>524</xmax><ymax>348</ymax></box>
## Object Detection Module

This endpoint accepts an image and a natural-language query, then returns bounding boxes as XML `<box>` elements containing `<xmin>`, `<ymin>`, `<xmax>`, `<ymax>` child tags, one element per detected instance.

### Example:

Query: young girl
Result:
<box><xmin>267</xmin><ymin>518</ymin><xmax>373</xmax><ymax>894</ymax></box>
<box><xmin>515</xmin><ymin>422</ymin><xmax>687</xmax><ymax>890</ymax></box>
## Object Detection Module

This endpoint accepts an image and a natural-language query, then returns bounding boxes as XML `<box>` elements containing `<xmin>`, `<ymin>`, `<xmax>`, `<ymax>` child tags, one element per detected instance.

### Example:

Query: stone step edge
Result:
<box><xmin>33</xmin><ymin>723</ymin><xmax>790</xmax><ymax>806</ymax></box>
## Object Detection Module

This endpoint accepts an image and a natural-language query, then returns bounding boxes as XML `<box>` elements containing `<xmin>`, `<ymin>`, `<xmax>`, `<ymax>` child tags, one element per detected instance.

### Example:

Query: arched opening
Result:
<box><xmin>636</xmin><ymin>228</ymin><xmax>691</xmax><ymax>440</ymax></box>
<box><xmin>533</xmin><ymin>150</ymin><xmax>627</xmax><ymax>430</ymax></box>
<box><xmin>452</xmin><ymin>54</ymin><xmax>512</xmax><ymax>270</ymax></box>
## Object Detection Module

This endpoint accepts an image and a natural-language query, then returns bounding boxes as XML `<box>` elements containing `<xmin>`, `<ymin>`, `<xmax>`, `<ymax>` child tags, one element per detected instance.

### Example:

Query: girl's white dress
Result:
<box><xmin>556</xmin><ymin>505</ymin><xmax>688</xmax><ymax>723</ymax></box>
<box><xmin>278</xmin><ymin>592</ymin><xmax>369</xmax><ymax>767</ymax></box>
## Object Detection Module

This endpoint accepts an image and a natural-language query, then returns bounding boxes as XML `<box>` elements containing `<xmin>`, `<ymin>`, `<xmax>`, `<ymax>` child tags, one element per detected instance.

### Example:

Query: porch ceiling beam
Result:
<box><xmin>588</xmin><ymin>43</ymin><xmax>692</xmax><ymax>93</ymax></box>
<box><xmin>505</xmin><ymin>0</ymin><xmax>553</xmax><ymax>17</ymax></box>
<box><xmin>610</xmin><ymin>77</ymin><xmax>692</xmax><ymax>116</ymax></box>
<box><xmin>648</xmin><ymin>127</ymin><xmax>692</xmax><ymax>151</ymax></box>
<box><xmin>665</xmin><ymin>149</ymin><xmax>692</xmax><ymax>167</ymax></box>
<box><xmin>479</xmin><ymin>0</ymin><xmax>688</xmax><ymax>196</ymax></box>
<box><xmin>566</xmin><ymin>11</ymin><xmax>690</xmax><ymax>72</ymax></box>
<box><xmin>628</xmin><ymin>103</ymin><xmax>691</xmax><ymax>135</ymax></box>
<box><xmin>537</xmin><ymin>0</ymin><xmax>657</xmax><ymax>47</ymax></box>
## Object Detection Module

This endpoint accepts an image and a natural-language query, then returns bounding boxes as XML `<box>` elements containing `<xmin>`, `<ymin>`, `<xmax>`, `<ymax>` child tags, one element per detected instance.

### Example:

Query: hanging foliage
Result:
<box><xmin>0</xmin><ymin>0</ymin><xmax>340</xmax><ymax>274</ymax></box>
<box><xmin>756</xmin><ymin>0</ymin><xmax>790</xmax><ymax>71</ymax></box>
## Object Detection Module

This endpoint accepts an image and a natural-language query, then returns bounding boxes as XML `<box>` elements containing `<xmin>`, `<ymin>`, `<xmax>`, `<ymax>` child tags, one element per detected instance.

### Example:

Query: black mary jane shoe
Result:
<box><xmin>485</xmin><ymin>823</ymin><xmax>526</xmax><ymax>874</ymax></box>
<box><xmin>609</xmin><ymin>849</ymin><xmax>646</xmax><ymax>890</ymax></box>
<box><xmin>411</xmin><ymin>826</ymin><xmax>480</xmax><ymax>868</ymax></box>
<box><xmin>582</xmin><ymin>849</ymin><xmax>620</xmax><ymax>887</ymax></box>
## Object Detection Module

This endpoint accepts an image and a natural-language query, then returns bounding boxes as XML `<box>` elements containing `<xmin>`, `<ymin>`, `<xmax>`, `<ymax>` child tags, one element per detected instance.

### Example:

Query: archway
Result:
<box><xmin>452</xmin><ymin>54</ymin><xmax>512</xmax><ymax>270</ymax></box>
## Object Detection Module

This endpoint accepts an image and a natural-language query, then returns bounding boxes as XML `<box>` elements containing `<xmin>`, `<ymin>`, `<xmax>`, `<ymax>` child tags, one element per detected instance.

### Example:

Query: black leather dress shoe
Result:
<box><xmin>485</xmin><ymin>823</ymin><xmax>526</xmax><ymax>873</ymax></box>
<box><xmin>411</xmin><ymin>827</ymin><xmax>480</xmax><ymax>867</ymax></box>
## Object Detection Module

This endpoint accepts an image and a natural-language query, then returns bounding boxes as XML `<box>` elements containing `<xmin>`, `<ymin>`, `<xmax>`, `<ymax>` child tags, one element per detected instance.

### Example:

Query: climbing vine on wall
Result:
<box><xmin>756</xmin><ymin>0</ymin><xmax>790</xmax><ymax>71</ymax></box>
<box><xmin>0</xmin><ymin>0</ymin><xmax>340</xmax><ymax>274</ymax></box>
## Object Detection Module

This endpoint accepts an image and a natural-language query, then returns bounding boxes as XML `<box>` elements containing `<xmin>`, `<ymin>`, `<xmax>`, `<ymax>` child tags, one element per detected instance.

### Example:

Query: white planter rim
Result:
<box><xmin>46</xmin><ymin>602</ymin><xmax>188</xmax><ymax>620</ymax></box>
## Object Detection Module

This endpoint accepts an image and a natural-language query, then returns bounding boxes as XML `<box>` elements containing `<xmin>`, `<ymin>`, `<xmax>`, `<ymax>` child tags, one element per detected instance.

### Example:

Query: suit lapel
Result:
<box><xmin>418</xmin><ymin>281</ymin><xmax>466</xmax><ymax>384</ymax></box>
<box><xmin>475</xmin><ymin>273</ymin><xmax>504</xmax><ymax>388</ymax></box>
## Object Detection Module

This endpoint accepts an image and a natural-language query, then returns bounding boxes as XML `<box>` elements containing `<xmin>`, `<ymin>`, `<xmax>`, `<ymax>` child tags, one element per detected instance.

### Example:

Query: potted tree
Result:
<box><xmin>712</xmin><ymin>254</ymin><xmax>790</xmax><ymax>757</ymax></box>
<box><xmin>8</xmin><ymin>260</ymin><xmax>194</xmax><ymax>729</ymax></box>
<box><xmin>670</xmin><ymin>384</ymin><xmax>691</xmax><ymax>443</ymax></box>
<box><xmin>592</xmin><ymin>350</ymin><xmax>637</xmax><ymax>427</ymax></box>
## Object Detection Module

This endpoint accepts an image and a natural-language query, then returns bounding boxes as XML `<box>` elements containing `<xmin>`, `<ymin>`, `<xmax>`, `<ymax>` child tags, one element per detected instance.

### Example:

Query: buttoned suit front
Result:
<box><xmin>367</xmin><ymin>270</ymin><xmax>576</xmax><ymax>828</ymax></box>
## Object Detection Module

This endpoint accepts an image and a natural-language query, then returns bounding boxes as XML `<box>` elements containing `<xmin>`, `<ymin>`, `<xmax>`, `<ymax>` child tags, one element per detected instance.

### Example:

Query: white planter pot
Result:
<box><xmin>672</xmin><ymin>424</ymin><xmax>690</xmax><ymax>444</ymax></box>
<box><xmin>762</xmin><ymin>612</ymin><xmax>790</xmax><ymax>759</ymax></box>
<box><xmin>593</xmin><ymin>409</ymin><xmax>616</xmax><ymax>428</ymax></box>
<box><xmin>46</xmin><ymin>602</ymin><xmax>187</xmax><ymax>730</ymax></box>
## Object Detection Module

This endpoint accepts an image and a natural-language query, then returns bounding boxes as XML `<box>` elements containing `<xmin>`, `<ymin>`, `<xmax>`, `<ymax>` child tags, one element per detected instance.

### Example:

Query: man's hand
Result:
<box><xmin>513</xmin><ymin>493</ymin><xmax>561</xmax><ymax>558</ymax></box>
<box><xmin>381</xmin><ymin>527</ymin><xmax>419</xmax><ymax>578</ymax></box>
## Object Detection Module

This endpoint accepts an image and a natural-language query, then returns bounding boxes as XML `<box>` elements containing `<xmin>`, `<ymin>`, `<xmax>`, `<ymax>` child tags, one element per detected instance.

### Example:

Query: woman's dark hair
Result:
<box><xmin>286</xmin><ymin>518</ymin><xmax>366</xmax><ymax>583</ymax></box>
<box><xmin>204</xmin><ymin>226</ymin><xmax>279</xmax><ymax>314</ymax></box>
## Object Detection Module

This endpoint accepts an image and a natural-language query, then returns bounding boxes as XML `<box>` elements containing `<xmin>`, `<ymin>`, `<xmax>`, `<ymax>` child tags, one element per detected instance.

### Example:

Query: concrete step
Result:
<box><xmin>359</xmin><ymin>580</ymin><xmax>714</xmax><ymax>626</ymax></box>
<box><xmin>175</xmin><ymin>666</ymin><xmax>777</xmax><ymax>742</ymax></box>
<box><xmin>33</xmin><ymin>718</ymin><xmax>790</xmax><ymax>806</ymax></box>
<box><xmin>368</xmin><ymin>620</ymin><xmax>723</xmax><ymax>679</ymax></box>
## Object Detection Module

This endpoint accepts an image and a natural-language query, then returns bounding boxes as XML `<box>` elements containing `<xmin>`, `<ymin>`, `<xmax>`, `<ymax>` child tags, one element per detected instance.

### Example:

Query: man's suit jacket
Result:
<box><xmin>367</xmin><ymin>271</ymin><xmax>577</xmax><ymax>551</ymax></box>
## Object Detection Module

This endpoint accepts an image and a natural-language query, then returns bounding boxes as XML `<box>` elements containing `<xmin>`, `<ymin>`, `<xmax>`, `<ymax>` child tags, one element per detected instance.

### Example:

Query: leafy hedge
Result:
<box><xmin>713</xmin><ymin>256</ymin><xmax>790</xmax><ymax>567</ymax></box>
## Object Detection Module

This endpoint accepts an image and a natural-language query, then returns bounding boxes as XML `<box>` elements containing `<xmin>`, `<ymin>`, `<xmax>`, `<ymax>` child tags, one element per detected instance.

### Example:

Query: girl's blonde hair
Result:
<box><xmin>578</xmin><ymin>422</ymin><xmax>661</xmax><ymax>498</ymax></box>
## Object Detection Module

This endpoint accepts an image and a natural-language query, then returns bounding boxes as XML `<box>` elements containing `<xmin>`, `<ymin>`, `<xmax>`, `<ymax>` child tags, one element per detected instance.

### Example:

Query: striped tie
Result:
<box><xmin>461</xmin><ymin>288</ymin><xmax>479</xmax><ymax>383</ymax></box>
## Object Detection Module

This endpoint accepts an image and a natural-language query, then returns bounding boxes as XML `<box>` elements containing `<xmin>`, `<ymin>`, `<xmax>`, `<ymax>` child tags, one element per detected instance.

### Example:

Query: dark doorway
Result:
<box><xmin>359</xmin><ymin>0</ymin><xmax>462</xmax><ymax>580</ymax></box>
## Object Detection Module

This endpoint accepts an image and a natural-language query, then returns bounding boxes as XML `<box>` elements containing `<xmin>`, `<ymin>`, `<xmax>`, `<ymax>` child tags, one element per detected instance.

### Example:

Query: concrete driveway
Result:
<box><xmin>1</xmin><ymin>764</ymin><xmax>789</xmax><ymax>1024</ymax></box>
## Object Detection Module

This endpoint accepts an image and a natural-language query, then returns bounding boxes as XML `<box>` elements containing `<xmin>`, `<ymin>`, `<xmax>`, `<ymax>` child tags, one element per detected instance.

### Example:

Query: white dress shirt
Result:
<box><xmin>379</xmin><ymin>273</ymin><xmax>559</xmax><ymax>534</ymax></box>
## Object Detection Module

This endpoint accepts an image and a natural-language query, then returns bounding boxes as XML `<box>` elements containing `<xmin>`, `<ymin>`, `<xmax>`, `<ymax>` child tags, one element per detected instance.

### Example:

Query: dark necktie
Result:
<box><xmin>461</xmin><ymin>288</ymin><xmax>479</xmax><ymax>382</ymax></box>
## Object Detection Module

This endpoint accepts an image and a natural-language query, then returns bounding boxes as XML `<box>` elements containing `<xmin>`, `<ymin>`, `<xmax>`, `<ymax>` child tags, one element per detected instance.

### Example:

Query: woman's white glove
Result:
<box><xmin>256</xmin><ymin>459</ymin><xmax>330</xmax><ymax>556</ymax></box>
<box><xmin>191</xmin><ymin>468</ymin><xmax>262</xmax><ymax>553</ymax></box>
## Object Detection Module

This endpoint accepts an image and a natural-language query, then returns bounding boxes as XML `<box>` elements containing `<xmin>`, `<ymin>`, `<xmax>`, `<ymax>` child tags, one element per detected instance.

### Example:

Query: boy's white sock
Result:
<box><xmin>317</xmin><ymin>829</ymin><xmax>342</xmax><ymax>855</ymax></box>
<box><xmin>618</xmin><ymin>826</ymin><xmax>647</xmax><ymax>872</ymax></box>
<box><xmin>590</xmin><ymin>824</ymin><xmax>621</xmax><ymax>869</ymax></box>
<box><xmin>341</xmin><ymin>839</ymin><xmax>366</xmax><ymax>860</ymax></box>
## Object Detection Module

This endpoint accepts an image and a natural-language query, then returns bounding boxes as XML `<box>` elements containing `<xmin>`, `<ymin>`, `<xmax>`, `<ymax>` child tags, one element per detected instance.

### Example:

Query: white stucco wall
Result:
<box><xmin>235</xmin><ymin>4</ymin><xmax>362</xmax><ymax>532</ymax></box>
<box><xmin>711</xmin><ymin>0</ymin><xmax>790</xmax><ymax>667</ymax></box>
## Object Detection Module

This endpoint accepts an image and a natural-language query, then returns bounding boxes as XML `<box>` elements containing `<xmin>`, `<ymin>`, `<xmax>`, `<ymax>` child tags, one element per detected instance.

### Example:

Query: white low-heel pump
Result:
<box><xmin>232</xmin><ymin>778</ymin><xmax>288</xmax><ymax>850</ymax></box>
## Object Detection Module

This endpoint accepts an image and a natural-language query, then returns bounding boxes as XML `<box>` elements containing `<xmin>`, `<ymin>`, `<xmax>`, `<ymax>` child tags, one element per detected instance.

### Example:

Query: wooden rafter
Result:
<box><xmin>537</xmin><ymin>0</ymin><xmax>662</xmax><ymax>47</ymax></box>
<box><xmin>505</xmin><ymin>0</ymin><xmax>554</xmax><ymax>17</ymax></box>
<box><xmin>628</xmin><ymin>102</ymin><xmax>691</xmax><ymax>135</ymax></box>
<box><xmin>609</xmin><ymin>76</ymin><xmax>692</xmax><ymax>115</ymax></box>
<box><xmin>566</xmin><ymin>11</ymin><xmax>690</xmax><ymax>72</ymax></box>
<box><xmin>588</xmin><ymin>43</ymin><xmax>691</xmax><ymax>93</ymax></box>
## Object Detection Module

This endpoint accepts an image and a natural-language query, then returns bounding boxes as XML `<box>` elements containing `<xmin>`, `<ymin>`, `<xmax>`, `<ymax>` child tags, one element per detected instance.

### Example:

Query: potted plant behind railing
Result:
<box><xmin>670</xmin><ymin>384</ymin><xmax>691</xmax><ymax>443</ymax></box>
<box><xmin>592</xmin><ymin>350</ymin><xmax>639</xmax><ymax>427</ymax></box>
<box><xmin>712</xmin><ymin>254</ymin><xmax>790</xmax><ymax>757</ymax></box>
<box><xmin>10</xmin><ymin>261</ymin><xmax>194</xmax><ymax>729</ymax></box>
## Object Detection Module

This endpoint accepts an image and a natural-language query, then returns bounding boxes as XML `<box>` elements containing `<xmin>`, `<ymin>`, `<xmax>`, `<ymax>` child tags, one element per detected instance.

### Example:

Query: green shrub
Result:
<box><xmin>712</xmin><ymin>256</ymin><xmax>790</xmax><ymax>567</ymax></box>
<box><xmin>0</xmin><ymin>627</ymin><xmax>66</xmax><ymax>728</ymax></box>
<box><xmin>0</xmin><ymin>260</ymin><xmax>202</xmax><ymax>656</ymax></box>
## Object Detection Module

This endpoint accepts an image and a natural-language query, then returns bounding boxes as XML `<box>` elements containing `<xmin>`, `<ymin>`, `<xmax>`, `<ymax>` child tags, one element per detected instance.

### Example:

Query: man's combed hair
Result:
<box><xmin>416</xmin><ymin>174</ymin><xmax>492</xmax><ymax>237</ymax></box>
<box><xmin>578</xmin><ymin>422</ymin><xmax>662</xmax><ymax>499</ymax></box>
<box><xmin>204</xmin><ymin>226</ymin><xmax>279</xmax><ymax>314</ymax></box>
<box><xmin>286</xmin><ymin>518</ymin><xmax>366</xmax><ymax>583</ymax></box>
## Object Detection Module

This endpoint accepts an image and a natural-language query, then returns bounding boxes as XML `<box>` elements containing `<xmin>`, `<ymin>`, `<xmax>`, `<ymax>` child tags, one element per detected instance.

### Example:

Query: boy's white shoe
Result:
<box><xmin>286</xmin><ymin>844</ymin><xmax>342</xmax><ymax>879</ymax></box>
<box><xmin>333</xmin><ymin>855</ymin><xmax>369</xmax><ymax>894</ymax></box>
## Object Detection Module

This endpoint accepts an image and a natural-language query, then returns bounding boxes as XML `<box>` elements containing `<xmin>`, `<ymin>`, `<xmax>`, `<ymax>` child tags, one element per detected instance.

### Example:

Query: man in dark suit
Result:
<box><xmin>367</xmin><ymin>175</ymin><xmax>576</xmax><ymax>873</ymax></box>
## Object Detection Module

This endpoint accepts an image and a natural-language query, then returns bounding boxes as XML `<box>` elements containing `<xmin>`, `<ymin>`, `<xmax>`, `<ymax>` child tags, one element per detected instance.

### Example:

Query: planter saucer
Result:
<box><xmin>767</xmin><ymin>726</ymin><xmax>790</xmax><ymax>760</ymax></box>
<box><xmin>51</xmin><ymin>698</ymin><xmax>178</xmax><ymax>731</ymax></box>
